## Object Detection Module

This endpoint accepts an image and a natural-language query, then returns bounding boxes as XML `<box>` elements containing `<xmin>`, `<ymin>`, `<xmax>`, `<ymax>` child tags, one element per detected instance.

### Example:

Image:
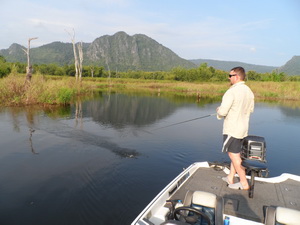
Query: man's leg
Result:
<box><xmin>227</xmin><ymin>162</ymin><xmax>236</xmax><ymax>184</ymax></box>
<box><xmin>228</xmin><ymin>152</ymin><xmax>249</xmax><ymax>189</ymax></box>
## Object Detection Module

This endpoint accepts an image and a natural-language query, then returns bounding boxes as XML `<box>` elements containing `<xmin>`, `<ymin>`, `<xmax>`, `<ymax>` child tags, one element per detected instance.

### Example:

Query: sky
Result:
<box><xmin>0</xmin><ymin>0</ymin><xmax>299</xmax><ymax>67</ymax></box>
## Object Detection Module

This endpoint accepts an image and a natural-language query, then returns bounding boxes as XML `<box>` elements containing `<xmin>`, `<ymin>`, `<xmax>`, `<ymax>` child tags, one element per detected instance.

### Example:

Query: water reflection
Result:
<box><xmin>2</xmin><ymin>93</ymin><xmax>300</xmax><ymax>160</ymax></box>
<box><xmin>3</xmin><ymin>93</ymin><xmax>218</xmax><ymax>161</ymax></box>
<box><xmin>279</xmin><ymin>106</ymin><xmax>300</xmax><ymax>118</ymax></box>
<box><xmin>3</xmin><ymin>106</ymin><xmax>45</xmax><ymax>155</ymax></box>
<box><xmin>0</xmin><ymin>92</ymin><xmax>300</xmax><ymax>225</ymax></box>
<box><xmin>2</xmin><ymin>101</ymin><xmax>143</xmax><ymax>158</ymax></box>
<box><xmin>80</xmin><ymin>93</ymin><xmax>177</xmax><ymax>128</ymax></box>
<box><xmin>29</xmin><ymin>128</ymin><xmax>37</xmax><ymax>154</ymax></box>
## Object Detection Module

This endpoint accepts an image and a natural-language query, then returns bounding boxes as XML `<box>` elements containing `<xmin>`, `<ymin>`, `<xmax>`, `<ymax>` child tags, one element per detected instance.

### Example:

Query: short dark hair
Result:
<box><xmin>231</xmin><ymin>66</ymin><xmax>246</xmax><ymax>80</ymax></box>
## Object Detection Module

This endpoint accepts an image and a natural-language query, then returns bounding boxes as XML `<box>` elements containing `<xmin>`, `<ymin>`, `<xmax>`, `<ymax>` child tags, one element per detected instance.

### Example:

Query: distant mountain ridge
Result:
<box><xmin>0</xmin><ymin>31</ymin><xmax>195</xmax><ymax>71</ymax></box>
<box><xmin>0</xmin><ymin>31</ymin><xmax>299</xmax><ymax>74</ymax></box>
<box><xmin>189</xmin><ymin>59</ymin><xmax>277</xmax><ymax>74</ymax></box>
<box><xmin>276</xmin><ymin>56</ymin><xmax>300</xmax><ymax>75</ymax></box>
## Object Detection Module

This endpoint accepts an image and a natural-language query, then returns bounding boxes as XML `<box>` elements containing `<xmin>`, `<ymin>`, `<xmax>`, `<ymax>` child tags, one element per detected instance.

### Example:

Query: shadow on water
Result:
<box><xmin>53</xmin><ymin>127</ymin><xmax>141</xmax><ymax>158</ymax></box>
<box><xmin>6</xmin><ymin>93</ymin><xmax>218</xmax><ymax>159</ymax></box>
<box><xmin>2</xmin><ymin>93</ymin><xmax>194</xmax><ymax>158</ymax></box>
<box><xmin>3</xmin><ymin>93</ymin><xmax>300</xmax><ymax>161</ymax></box>
<box><xmin>4</xmin><ymin>103</ymin><xmax>142</xmax><ymax>158</ymax></box>
<box><xmin>5</xmin><ymin>92</ymin><xmax>300</xmax><ymax>160</ymax></box>
<box><xmin>1</xmin><ymin>91</ymin><xmax>300</xmax><ymax>225</ymax></box>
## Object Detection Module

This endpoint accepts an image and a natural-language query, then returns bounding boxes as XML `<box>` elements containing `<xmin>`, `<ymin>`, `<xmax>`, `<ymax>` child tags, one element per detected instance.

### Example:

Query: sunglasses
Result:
<box><xmin>228</xmin><ymin>74</ymin><xmax>237</xmax><ymax>78</ymax></box>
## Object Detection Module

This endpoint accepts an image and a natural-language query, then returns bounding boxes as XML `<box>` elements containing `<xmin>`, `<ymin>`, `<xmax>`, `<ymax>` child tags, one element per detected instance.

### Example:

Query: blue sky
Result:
<box><xmin>1</xmin><ymin>0</ymin><xmax>299</xmax><ymax>66</ymax></box>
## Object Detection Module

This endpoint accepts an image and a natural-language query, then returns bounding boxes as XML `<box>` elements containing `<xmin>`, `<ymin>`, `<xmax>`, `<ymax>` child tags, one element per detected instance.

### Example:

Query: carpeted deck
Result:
<box><xmin>169</xmin><ymin>167</ymin><xmax>300</xmax><ymax>223</ymax></box>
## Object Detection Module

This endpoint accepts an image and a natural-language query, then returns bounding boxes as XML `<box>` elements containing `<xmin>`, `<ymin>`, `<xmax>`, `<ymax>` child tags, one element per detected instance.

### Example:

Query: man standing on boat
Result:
<box><xmin>217</xmin><ymin>66</ymin><xmax>254</xmax><ymax>190</ymax></box>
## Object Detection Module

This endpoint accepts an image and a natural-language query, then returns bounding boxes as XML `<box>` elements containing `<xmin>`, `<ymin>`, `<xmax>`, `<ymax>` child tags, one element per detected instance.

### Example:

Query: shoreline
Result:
<box><xmin>1</xmin><ymin>75</ymin><xmax>300</xmax><ymax>108</ymax></box>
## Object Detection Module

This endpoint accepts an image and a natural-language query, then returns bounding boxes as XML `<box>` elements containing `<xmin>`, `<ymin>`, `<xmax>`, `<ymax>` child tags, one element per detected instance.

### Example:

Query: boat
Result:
<box><xmin>131</xmin><ymin>136</ymin><xmax>300</xmax><ymax>225</ymax></box>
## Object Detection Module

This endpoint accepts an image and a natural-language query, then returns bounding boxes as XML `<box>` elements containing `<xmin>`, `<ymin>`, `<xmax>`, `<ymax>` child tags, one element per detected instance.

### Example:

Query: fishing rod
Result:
<box><xmin>153</xmin><ymin>113</ymin><xmax>217</xmax><ymax>131</ymax></box>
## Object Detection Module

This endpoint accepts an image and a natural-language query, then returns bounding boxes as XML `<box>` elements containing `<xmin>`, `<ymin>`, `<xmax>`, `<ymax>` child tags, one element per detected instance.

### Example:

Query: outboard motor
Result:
<box><xmin>241</xmin><ymin>135</ymin><xmax>268</xmax><ymax>177</ymax></box>
<box><xmin>241</xmin><ymin>135</ymin><xmax>266</xmax><ymax>162</ymax></box>
<box><xmin>241</xmin><ymin>135</ymin><xmax>269</xmax><ymax>198</ymax></box>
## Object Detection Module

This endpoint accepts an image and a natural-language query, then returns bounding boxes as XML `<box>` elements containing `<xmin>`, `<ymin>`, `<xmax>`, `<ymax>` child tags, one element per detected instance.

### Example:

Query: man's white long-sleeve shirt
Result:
<box><xmin>217</xmin><ymin>81</ymin><xmax>254</xmax><ymax>139</ymax></box>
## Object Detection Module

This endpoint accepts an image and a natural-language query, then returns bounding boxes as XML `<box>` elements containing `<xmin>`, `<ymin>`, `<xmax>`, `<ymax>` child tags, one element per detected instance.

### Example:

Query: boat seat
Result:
<box><xmin>160</xmin><ymin>221</ymin><xmax>190</xmax><ymax>225</ymax></box>
<box><xmin>242</xmin><ymin>159</ymin><xmax>268</xmax><ymax>198</ymax></box>
<box><xmin>264</xmin><ymin>206</ymin><xmax>300</xmax><ymax>225</ymax></box>
<box><xmin>181</xmin><ymin>190</ymin><xmax>224</xmax><ymax>225</ymax></box>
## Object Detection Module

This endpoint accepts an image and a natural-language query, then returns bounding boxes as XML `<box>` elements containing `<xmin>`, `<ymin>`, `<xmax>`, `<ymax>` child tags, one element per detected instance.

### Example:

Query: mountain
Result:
<box><xmin>85</xmin><ymin>31</ymin><xmax>196</xmax><ymax>71</ymax></box>
<box><xmin>0</xmin><ymin>31</ymin><xmax>196</xmax><ymax>71</ymax></box>
<box><xmin>0</xmin><ymin>43</ymin><xmax>27</xmax><ymax>62</ymax></box>
<box><xmin>1</xmin><ymin>31</ymin><xmax>298</xmax><ymax>74</ymax></box>
<box><xmin>275</xmin><ymin>56</ymin><xmax>300</xmax><ymax>75</ymax></box>
<box><xmin>190</xmin><ymin>58</ymin><xmax>277</xmax><ymax>74</ymax></box>
<box><xmin>0</xmin><ymin>42</ymin><xmax>83</xmax><ymax>65</ymax></box>
<box><xmin>30</xmin><ymin>42</ymin><xmax>84</xmax><ymax>65</ymax></box>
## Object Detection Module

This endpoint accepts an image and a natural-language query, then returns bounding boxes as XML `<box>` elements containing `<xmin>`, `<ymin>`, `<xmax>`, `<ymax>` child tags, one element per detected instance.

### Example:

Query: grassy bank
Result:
<box><xmin>93</xmin><ymin>78</ymin><xmax>300</xmax><ymax>104</ymax></box>
<box><xmin>0</xmin><ymin>73</ymin><xmax>93</xmax><ymax>106</ymax></box>
<box><xmin>1</xmin><ymin>73</ymin><xmax>300</xmax><ymax>107</ymax></box>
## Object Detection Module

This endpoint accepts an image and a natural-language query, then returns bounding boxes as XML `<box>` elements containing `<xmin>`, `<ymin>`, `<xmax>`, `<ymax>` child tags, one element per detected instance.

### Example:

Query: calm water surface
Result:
<box><xmin>0</xmin><ymin>93</ymin><xmax>299</xmax><ymax>225</ymax></box>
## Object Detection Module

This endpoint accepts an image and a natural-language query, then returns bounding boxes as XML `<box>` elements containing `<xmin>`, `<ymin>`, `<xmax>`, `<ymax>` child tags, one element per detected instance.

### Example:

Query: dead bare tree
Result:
<box><xmin>22</xmin><ymin>37</ymin><xmax>38</xmax><ymax>82</ymax></box>
<box><xmin>65</xmin><ymin>29</ymin><xmax>83</xmax><ymax>82</ymax></box>
<box><xmin>90</xmin><ymin>65</ymin><xmax>95</xmax><ymax>77</ymax></box>
<box><xmin>77</xmin><ymin>41</ymin><xmax>83</xmax><ymax>81</ymax></box>
<box><xmin>106</xmin><ymin>58</ymin><xmax>112</xmax><ymax>86</ymax></box>
<box><xmin>66</xmin><ymin>29</ymin><xmax>79</xmax><ymax>81</ymax></box>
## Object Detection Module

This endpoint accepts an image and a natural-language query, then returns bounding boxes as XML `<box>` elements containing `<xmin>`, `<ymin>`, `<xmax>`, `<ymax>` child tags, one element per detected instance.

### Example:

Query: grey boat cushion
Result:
<box><xmin>265</xmin><ymin>206</ymin><xmax>300</xmax><ymax>225</ymax></box>
<box><xmin>191</xmin><ymin>191</ymin><xmax>218</xmax><ymax>225</ymax></box>
<box><xmin>276</xmin><ymin>207</ymin><xmax>300</xmax><ymax>225</ymax></box>
<box><xmin>192</xmin><ymin>191</ymin><xmax>217</xmax><ymax>208</ymax></box>
<box><xmin>182</xmin><ymin>190</ymin><xmax>223</xmax><ymax>225</ymax></box>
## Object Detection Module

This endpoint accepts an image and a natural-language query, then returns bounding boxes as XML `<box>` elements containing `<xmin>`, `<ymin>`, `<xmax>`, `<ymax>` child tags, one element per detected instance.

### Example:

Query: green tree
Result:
<box><xmin>172</xmin><ymin>67</ymin><xmax>188</xmax><ymax>81</ymax></box>
<box><xmin>247</xmin><ymin>71</ymin><xmax>260</xmax><ymax>81</ymax></box>
<box><xmin>0</xmin><ymin>55</ymin><xmax>6</xmax><ymax>63</ymax></box>
<box><xmin>0</xmin><ymin>55</ymin><xmax>11</xmax><ymax>78</ymax></box>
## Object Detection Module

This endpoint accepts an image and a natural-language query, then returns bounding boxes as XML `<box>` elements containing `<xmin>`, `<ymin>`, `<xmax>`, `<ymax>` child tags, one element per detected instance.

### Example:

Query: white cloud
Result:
<box><xmin>0</xmin><ymin>0</ymin><xmax>297</xmax><ymax>66</ymax></box>
<box><xmin>239</xmin><ymin>19</ymin><xmax>273</xmax><ymax>31</ymax></box>
<box><xmin>29</xmin><ymin>18</ymin><xmax>74</xmax><ymax>28</ymax></box>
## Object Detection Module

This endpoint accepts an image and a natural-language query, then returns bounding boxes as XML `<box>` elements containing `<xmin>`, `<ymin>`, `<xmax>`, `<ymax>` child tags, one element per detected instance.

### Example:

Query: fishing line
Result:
<box><xmin>152</xmin><ymin>113</ymin><xmax>217</xmax><ymax>131</ymax></box>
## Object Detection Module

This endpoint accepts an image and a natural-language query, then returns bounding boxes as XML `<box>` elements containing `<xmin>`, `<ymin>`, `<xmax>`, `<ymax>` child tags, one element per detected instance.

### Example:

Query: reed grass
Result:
<box><xmin>1</xmin><ymin>74</ymin><xmax>300</xmax><ymax>107</ymax></box>
<box><xmin>247</xmin><ymin>81</ymin><xmax>300</xmax><ymax>101</ymax></box>
<box><xmin>0</xmin><ymin>73</ymin><xmax>93</xmax><ymax>106</ymax></box>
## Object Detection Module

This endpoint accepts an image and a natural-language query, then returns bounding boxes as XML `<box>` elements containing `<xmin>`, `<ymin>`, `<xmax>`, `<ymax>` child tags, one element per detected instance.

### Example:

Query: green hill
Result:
<box><xmin>0</xmin><ymin>43</ymin><xmax>27</xmax><ymax>62</ymax></box>
<box><xmin>85</xmin><ymin>31</ymin><xmax>196</xmax><ymax>71</ymax></box>
<box><xmin>190</xmin><ymin>58</ymin><xmax>277</xmax><ymax>74</ymax></box>
<box><xmin>1</xmin><ymin>31</ymin><xmax>298</xmax><ymax>74</ymax></box>
<box><xmin>276</xmin><ymin>56</ymin><xmax>300</xmax><ymax>75</ymax></box>
<box><xmin>0</xmin><ymin>32</ymin><xmax>195</xmax><ymax>71</ymax></box>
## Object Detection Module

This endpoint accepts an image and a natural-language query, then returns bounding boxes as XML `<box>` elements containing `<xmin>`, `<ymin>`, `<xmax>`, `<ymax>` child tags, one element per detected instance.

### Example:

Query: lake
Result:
<box><xmin>0</xmin><ymin>92</ymin><xmax>299</xmax><ymax>225</ymax></box>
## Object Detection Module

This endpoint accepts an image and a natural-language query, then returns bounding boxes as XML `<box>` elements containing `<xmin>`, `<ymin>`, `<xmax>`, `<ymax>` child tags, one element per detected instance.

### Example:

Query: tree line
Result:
<box><xmin>1</xmin><ymin>55</ymin><xmax>300</xmax><ymax>82</ymax></box>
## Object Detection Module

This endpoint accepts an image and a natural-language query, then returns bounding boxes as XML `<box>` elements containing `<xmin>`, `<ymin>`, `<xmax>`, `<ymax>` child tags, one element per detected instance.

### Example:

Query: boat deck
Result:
<box><xmin>169</xmin><ymin>165</ymin><xmax>300</xmax><ymax>223</ymax></box>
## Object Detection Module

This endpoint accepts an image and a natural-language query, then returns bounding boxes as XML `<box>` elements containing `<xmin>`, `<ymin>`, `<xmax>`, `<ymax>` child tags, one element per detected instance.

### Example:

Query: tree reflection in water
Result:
<box><xmin>3</xmin><ymin>93</ymin><xmax>223</xmax><ymax>158</ymax></box>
